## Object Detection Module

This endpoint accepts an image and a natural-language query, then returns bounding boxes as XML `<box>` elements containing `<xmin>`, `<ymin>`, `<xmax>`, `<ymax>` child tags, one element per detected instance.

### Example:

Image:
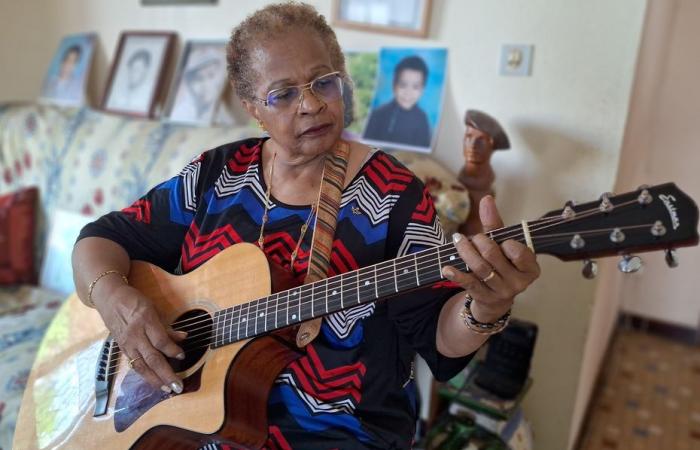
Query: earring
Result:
<box><xmin>257</xmin><ymin>120</ymin><xmax>267</xmax><ymax>132</ymax></box>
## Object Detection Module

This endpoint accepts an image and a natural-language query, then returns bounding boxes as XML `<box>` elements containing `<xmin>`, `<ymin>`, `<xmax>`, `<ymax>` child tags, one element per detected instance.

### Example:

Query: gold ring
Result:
<box><xmin>481</xmin><ymin>270</ymin><xmax>496</xmax><ymax>283</ymax></box>
<box><xmin>127</xmin><ymin>356</ymin><xmax>143</xmax><ymax>369</ymax></box>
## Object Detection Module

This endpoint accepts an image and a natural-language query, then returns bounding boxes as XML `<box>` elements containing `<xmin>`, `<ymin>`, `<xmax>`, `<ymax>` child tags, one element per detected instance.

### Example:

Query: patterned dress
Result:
<box><xmin>79</xmin><ymin>137</ymin><xmax>472</xmax><ymax>449</ymax></box>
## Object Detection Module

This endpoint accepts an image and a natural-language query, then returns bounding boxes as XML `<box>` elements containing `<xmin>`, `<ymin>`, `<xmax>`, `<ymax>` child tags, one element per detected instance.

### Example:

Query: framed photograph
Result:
<box><xmin>40</xmin><ymin>33</ymin><xmax>97</xmax><ymax>106</ymax></box>
<box><xmin>102</xmin><ymin>31</ymin><xmax>176</xmax><ymax>118</ymax></box>
<box><xmin>333</xmin><ymin>0</ymin><xmax>432</xmax><ymax>38</ymax></box>
<box><xmin>166</xmin><ymin>40</ymin><xmax>228</xmax><ymax>125</ymax></box>
<box><xmin>361</xmin><ymin>47</ymin><xmax>448</xmax><ymax>153</ymax></box>
<box><xmin>142</xmin><ymin>0</ymin><xmax>217</xmax><ymax>4</ymax></box>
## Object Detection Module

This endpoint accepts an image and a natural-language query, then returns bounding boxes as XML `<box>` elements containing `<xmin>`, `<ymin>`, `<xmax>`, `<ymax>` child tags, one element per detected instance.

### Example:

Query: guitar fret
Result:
<box><xmin>213</xmin><ymin>311</ymin><xmax>221</xmax><ymax>347</ymax></box>
<box><xmin>393</xmin><ymin>259</ymin><xmax>398</xmax><ymax>292</ymax></box>
<box><xmin>235</xmin><ymin>304</ymin><xmax>242</xmax><ymax>342</ymax></box>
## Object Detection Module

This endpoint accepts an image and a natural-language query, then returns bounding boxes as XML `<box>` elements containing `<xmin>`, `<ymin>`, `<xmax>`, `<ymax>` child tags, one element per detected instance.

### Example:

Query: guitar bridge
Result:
<box><xmin>94</xmin><ymin>335</ymin><xmax>118</xmax><ymax>417</ymax></box>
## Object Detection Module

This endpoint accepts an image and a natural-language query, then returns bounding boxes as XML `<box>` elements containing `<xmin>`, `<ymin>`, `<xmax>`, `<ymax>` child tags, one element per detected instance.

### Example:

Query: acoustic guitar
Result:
<box><xmin>13</xmin><ymin>183</ymin><xmax>699</xmax><ymax>449</ymax></box>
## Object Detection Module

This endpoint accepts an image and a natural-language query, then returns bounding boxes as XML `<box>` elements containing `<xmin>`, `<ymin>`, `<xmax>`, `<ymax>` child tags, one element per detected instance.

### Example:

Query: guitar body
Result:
<box><xmin>14</xmin><ymin>243</ymin><xmax>300</xmax><ymax>450</ymax></box>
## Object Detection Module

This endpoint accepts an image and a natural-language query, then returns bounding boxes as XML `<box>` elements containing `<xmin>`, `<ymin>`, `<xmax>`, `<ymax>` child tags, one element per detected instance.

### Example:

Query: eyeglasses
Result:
<box><xmin>254</xmin><ymin>71</ymin><xmax>343</xmax><ymax>111</ymax></box>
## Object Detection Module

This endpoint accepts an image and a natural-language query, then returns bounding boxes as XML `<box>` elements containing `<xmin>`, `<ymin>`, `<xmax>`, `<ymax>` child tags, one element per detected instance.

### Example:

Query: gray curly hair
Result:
<box><xmin>227</xmin><ymin>2</ymin><xmax>350</xmax><ymax>103</ymax></box>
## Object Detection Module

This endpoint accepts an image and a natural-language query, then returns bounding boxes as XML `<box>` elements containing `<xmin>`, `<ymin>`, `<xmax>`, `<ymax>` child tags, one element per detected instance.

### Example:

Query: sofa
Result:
<box><xmin>0</xmin><ymin>102</ymin><xmax>470</xmax><ymax>449</ymax></box>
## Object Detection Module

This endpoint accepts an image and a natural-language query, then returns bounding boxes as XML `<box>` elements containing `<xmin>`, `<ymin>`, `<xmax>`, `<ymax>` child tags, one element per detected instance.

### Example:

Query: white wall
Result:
<box><xmin>0</xmin><ymin>1</ymin><xmax>647</xmax><ymax>449</ymax></box>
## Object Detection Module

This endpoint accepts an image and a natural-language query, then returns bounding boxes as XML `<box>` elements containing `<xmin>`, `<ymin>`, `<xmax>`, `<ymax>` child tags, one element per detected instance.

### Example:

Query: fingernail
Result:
<box><xmin>171</xmin><ymin>382</ymin><xmax>183</xmax><ymax>394</ymax></box>
<box><xmin>161</xmin><ymin>385</ymin><xmax>172</xmax><ymax>394</ymax></box>
<box><xmin>452</xmin><ymin>233</ymin><xmax>464</xmax><ymax>244</ymax></box>
<box><xmin>176</xmin><ymin>352</ymin><xmax>185</xmax><ymax>360</ymax></box>
<box><xmin>442</xmin><ymin>267</ymin><xmax>454</xmax><ymax>279</ymax></box>
<box><xmin>177</xmin><ymin>331</ymin><xmax>188</xmax><ymax>337</ymax></box>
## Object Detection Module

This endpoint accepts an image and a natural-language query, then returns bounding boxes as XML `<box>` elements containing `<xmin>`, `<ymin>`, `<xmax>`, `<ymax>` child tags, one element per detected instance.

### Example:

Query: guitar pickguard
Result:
<box><xmin>114</xmin><ymin>365</ymin><xmax>203</xmax><ymax>432</ymax></box>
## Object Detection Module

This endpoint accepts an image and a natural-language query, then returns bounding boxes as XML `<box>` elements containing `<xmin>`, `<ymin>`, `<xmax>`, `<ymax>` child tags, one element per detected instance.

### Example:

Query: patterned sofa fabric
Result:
<box><xmin>0</xmin><ymin>286</ymin><xmax>63</xmax><ymax>450</ymax></box>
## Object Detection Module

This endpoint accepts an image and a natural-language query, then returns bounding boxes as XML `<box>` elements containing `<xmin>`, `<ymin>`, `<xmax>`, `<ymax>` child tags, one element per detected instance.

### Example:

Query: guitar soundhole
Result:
<box><xmin>167</xmin><ymin>309</ymin><xmax>213</xmax><ymax>373</ymax></box>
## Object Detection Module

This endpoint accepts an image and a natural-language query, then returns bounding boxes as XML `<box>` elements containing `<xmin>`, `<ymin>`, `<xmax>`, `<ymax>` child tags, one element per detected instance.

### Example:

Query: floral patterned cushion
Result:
<box><xmin>0</xmin><ymin>286</ymin><xmax>63</xmax><ymax>450</ymax></box>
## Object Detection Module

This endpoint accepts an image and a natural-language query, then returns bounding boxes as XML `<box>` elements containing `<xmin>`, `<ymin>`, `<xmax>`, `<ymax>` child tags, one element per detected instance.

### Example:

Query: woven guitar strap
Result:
<box><xmin>295</xmin><ymin>140</ymin><xmax>350</xmax><ymax>348</ymax></box>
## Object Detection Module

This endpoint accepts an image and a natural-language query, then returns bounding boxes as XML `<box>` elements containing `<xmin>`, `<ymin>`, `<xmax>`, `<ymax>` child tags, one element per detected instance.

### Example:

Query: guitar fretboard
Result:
<box><xmin>210</xmin><ymin>241</ymin><xmax>470</xmax><ymax>347</ymax></box>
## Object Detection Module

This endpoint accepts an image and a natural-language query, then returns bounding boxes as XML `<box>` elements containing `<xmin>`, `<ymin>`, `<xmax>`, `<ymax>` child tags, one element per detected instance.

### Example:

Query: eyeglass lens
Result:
<box><xmin>267</xmin><ymin>73</ymin><xmax>342</xmax><ymax>109</ymax></box>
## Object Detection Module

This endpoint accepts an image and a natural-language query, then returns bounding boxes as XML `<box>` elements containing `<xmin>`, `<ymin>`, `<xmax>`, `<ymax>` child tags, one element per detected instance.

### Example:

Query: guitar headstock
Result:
<box><xmin>531</xmin><ymin>183</ymin><xmax>699</xmax><ymax>262</ymax></box>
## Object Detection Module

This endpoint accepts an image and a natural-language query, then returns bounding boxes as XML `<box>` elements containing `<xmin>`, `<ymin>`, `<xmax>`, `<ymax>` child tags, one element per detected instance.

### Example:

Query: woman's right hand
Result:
<box><xmin>96</xmin><ymin>284</ymin><xmax>187</xmax><ymax>394</ymax></box>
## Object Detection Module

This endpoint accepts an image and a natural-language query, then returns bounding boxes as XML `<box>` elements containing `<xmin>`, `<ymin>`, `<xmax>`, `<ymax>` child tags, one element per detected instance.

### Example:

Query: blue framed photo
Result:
<box><xmin>362</xmin><ymin>47</ymin><xmax>448</xmax><ymax>153</ymax></box>
<box><xmin>40</xmin><ymin>33</ymin><xmax>96</xmax><ymax>106</ymax></box>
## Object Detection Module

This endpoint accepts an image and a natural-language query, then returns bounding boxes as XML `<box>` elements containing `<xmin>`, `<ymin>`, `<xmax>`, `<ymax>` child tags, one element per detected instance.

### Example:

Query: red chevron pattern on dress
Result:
<box><xmin>226</xmin><ymin>142</ymin><xmax>261</xmax><ymax>174</ymax></box>
<box><xmin>263</xmin><ymin>426</ymin><xmax>292</xmax><ymax>450</ymax></box>
<box><xmin>411</xmin><ymin>186</ymin><xmax>437</xmax><ymax>224</ymax></box>
<box><xmin>122</xmin><ymin>199</ymin><xmax>152</xmax><ymax>224</ymax></box>
<box><xmin>286</xmin><ymin>344</ymin><xmax>366</xmax><ymax>405</ymax></box>
<box><xmin>327</xmin><ymin>239</ymin><xmax>359</xmax><ymax>276</ymax></box>
<box><xmin>364</xmin><ymin>153</ymin><xmax>413</xmax><ymax>195</ymax></box>
<box><xmin>181</xmin><ymin>223</ymin><xmax>243</xmax><ymax>272</ymax></box>
<box><xmin>262</xmin><ymin>231</ymin><xmax>311</xmax><ymax>280</ymax></box>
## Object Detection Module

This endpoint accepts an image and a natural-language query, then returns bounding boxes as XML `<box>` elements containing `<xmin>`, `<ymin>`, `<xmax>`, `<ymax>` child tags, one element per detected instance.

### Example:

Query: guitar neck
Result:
<box><xmin>210</xmin><ymin>239</ymin><xmax>475</xmax><ymax>347</ymax></box>
<box><xmin>210</xmin><ymin>182</ymin><xmax>699</xmax><ymax>348</ymax></box>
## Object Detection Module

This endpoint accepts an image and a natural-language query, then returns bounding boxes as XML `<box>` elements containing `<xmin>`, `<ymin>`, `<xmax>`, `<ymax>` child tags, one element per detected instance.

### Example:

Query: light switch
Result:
<box><xmin>500</xmin><ymin>44</ymin><xmax>533</xmax><ymax>76</ymax></box>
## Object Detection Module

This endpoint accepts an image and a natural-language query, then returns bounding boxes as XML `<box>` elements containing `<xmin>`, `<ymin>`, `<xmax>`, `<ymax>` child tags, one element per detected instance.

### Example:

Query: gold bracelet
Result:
<box><xmin>86</xmin><ymin>270</ymin><xmax>129</xmax><ymax>308</ymax></box>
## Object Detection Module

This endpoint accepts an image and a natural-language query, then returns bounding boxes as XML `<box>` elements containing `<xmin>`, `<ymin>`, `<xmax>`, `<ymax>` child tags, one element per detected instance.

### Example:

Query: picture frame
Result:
<box><xmin>40</xmin><ymin>33</ymin><xmax>97</xmax><ymax>107</ymax></box>
<box><xmin>332</xmin><ymin>0</ymin><xmax>432</xmax><ymax>38</ymax></box>
<box><xmin>165</xmin><ymin>40</ymin><xmax>228</xmax><ymax>126</ymax></box>
<box><xmin>361</xmin><ymin>47</ymin><xmax>448</xmax><ymax>154</ymax></box>
<box><xmin>142</xmin><ymin>0</ymin><xmax>217</xmax><ymax>4</ymax></box>
<box><xmin>102</xmin><ymin>31</ymin><xmax>176</xmax><ymax>118</ymax></box>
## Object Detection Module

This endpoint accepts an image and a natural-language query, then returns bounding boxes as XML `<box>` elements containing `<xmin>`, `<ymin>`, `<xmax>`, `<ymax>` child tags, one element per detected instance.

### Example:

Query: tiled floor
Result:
<box><xmin>578</xmin><ymin>328</ymin><xmax>700</xmax><ymax>450</ymax></box>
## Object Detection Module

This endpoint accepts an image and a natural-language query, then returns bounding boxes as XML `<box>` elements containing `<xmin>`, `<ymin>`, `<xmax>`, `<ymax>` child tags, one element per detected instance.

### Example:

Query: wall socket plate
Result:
<box><xmin>500</xmin><ymin>44</ymin><xmax>534</xmax><ymax>76</ymax></box>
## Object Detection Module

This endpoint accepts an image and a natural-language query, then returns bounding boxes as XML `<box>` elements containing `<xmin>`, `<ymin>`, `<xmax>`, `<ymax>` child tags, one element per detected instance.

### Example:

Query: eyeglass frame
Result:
<box><xmin>252</xmin><ymin>71</ymin><xmax>343</xmax><ymax>109</ymax></box>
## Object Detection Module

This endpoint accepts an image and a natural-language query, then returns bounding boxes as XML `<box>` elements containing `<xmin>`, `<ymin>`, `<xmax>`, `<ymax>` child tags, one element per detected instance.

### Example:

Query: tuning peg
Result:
<box><xmin>582</xmin><ymin>259</ymin><xmax>598</xmax><ymax>279</ymax></box>
<box><xmin>618</xmin><ymin>255</ymin><xmax>643</xmax><ymax>273</ymax></box>
<box><xmin>665</xmin><ymin>249</ymin><xmax>679</xmax><ymax>268</ymax></box>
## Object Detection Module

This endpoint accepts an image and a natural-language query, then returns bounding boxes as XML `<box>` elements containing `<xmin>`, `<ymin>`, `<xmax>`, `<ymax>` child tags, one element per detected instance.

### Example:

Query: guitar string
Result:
<box><xmin>121</xmin><ymin>196</ymin><xmax>643</xmax><ymax>333</ymax></box>
<box><xmin>159</xmin><ymin>223</ymin><xmax>659</xmax><ymax>350</ymax></box>
<box><xmin>104</xmin><ymin>220</ymin><xmax>658</xmax><ymax>373</ymax></box>
<box><xmin>104</xmin><ymin>198</ymin><xmax>654</xmax><ymax>364</ymax></box>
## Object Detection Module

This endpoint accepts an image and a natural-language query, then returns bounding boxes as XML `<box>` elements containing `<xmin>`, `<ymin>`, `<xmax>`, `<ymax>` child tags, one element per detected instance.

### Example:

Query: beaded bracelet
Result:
<box><xmin>86</xmin><ymin>270</ymin><xmax>129</xmax><ymax>308</ymax></box>
<box><xmin>459</xmin><ymin>293</ymin><xmax>511</xmax><ymax>335</ymax></box>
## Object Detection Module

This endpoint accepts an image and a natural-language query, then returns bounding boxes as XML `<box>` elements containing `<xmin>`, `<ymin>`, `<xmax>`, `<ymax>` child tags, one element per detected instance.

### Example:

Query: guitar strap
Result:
<box><xmin>295</xmin><ymin>139</ymin><xmax>350</xmax><ymax>348</ymax></box>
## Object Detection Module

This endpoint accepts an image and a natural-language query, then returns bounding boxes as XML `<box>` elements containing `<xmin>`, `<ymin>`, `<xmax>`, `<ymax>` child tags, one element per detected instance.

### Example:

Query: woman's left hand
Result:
<box><xmin>442</xmin><ymin>195</ymin><xmax>540</xmax><ymax>322</ymax></box>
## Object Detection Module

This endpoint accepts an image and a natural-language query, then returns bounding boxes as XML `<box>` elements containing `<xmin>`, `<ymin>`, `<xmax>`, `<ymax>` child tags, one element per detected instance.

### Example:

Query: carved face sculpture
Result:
<box><xmin>463</xmin><ymin>122</ymin><xmax>494</xmax><ymax>165</ymax></box>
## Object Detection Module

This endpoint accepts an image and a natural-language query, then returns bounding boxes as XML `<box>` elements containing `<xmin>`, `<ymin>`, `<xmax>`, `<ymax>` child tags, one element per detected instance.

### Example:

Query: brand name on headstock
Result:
<box><xmin>659</xmin><ymin>194</ymin><xmax>680</xmax><ymax>230</ymax></box>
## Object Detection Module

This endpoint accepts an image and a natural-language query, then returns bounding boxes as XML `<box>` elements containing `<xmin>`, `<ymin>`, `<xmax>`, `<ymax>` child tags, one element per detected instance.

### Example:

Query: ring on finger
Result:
<box><xmin>481</xmin><ymin>270</ymin><xmax>496</xmax><ymax>283</ymax></box>
<box><xmin>128</xmin><ymin>356</ymin><xmax>143</xmax><ymax>369</ymax></box>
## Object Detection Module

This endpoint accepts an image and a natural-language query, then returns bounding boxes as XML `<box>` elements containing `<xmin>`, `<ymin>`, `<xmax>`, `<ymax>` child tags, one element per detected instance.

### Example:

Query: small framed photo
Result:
<box><xmin>40</xmin><ymin>33</ymin><xmax>96</xmax><ymax>106</ymax></box>
<box><xmin>333</xmin><ymin>0</ymin><xmax>432</xmax><ymax>38</ymax></box>
<box><xmin>166</xmin><ymin>40</ymin><xmax>228</xmax><ymax>125</ymax></box>
<box><xmin>362</xmin><ymin>47</ymin><xmax>448</xmax><ymax>153</ymax></box>
<box><xmin>102</xmin><ymin>31</ymin><xmax>176</xmax><ymax>118</ymax></box>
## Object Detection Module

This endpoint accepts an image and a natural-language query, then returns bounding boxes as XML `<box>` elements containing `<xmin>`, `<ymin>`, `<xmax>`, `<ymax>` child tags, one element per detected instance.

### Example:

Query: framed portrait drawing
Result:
<box><xmin>102</xmin><ymin>31</ymin><xmax>176</xmax><ymax>118</ymax></box>
<box><xmin>166</xmin><ymin>40</ymin><xmax>228</xmax><ymax>125</ymax></box>
<box><xmin>333</xmin><ymin>0</ymin><xmax>432</xmax><ymax>38</ymax></box>
<box><xmin>40</xmin><ymin>33</ymin><xmax>97</xmax><ymax>106</ymax></box>
<box><xmin>361</xmin><ymin>47</ymin><xmax>447</xmax><ymax>154</ymax></box>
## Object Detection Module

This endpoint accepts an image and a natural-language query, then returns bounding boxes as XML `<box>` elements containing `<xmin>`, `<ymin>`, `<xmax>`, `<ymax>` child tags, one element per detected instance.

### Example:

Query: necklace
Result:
<box><xmin>258</xmin><ymin>151</ymin><xmax>322</xmax><ymax>268</ymax></box>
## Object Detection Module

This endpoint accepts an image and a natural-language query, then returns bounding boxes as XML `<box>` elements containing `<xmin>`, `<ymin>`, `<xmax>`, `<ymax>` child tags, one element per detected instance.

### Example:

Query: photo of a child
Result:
<box><xmin>362</xmin><ymin>48</ymin><xmax>447</xmax><ymax>153</ymax></box>
<box><xmin>40</xmin><ymin>33</ymin><xmax>96</xmax><ymax>106</ymax></box>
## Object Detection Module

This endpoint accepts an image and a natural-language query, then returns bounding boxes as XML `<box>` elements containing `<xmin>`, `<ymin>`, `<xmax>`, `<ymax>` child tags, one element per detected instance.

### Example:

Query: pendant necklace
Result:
<box><xmin>258</xmin><ymin>151</ymin><xmax>321</xmax><ymax>268</ymax></box>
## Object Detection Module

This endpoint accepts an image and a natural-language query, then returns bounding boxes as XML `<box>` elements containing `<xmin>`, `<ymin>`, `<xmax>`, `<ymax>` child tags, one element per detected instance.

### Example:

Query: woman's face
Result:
<box><xmin>243</xmin><ymin>30</ymin><xmax>344</xmax><ymax>159</ymax></box>
<box><xmin>393</xmin><ymin>69</ymin><xmax>425</xmax><ymax>110</ymax></box>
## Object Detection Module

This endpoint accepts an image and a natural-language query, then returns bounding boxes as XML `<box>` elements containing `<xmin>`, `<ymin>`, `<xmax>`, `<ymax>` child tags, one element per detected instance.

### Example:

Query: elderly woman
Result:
<box><xmin>72</xmin><ymin>3</ymin><xmax>539</xmax><ymax>449</ymax></box>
